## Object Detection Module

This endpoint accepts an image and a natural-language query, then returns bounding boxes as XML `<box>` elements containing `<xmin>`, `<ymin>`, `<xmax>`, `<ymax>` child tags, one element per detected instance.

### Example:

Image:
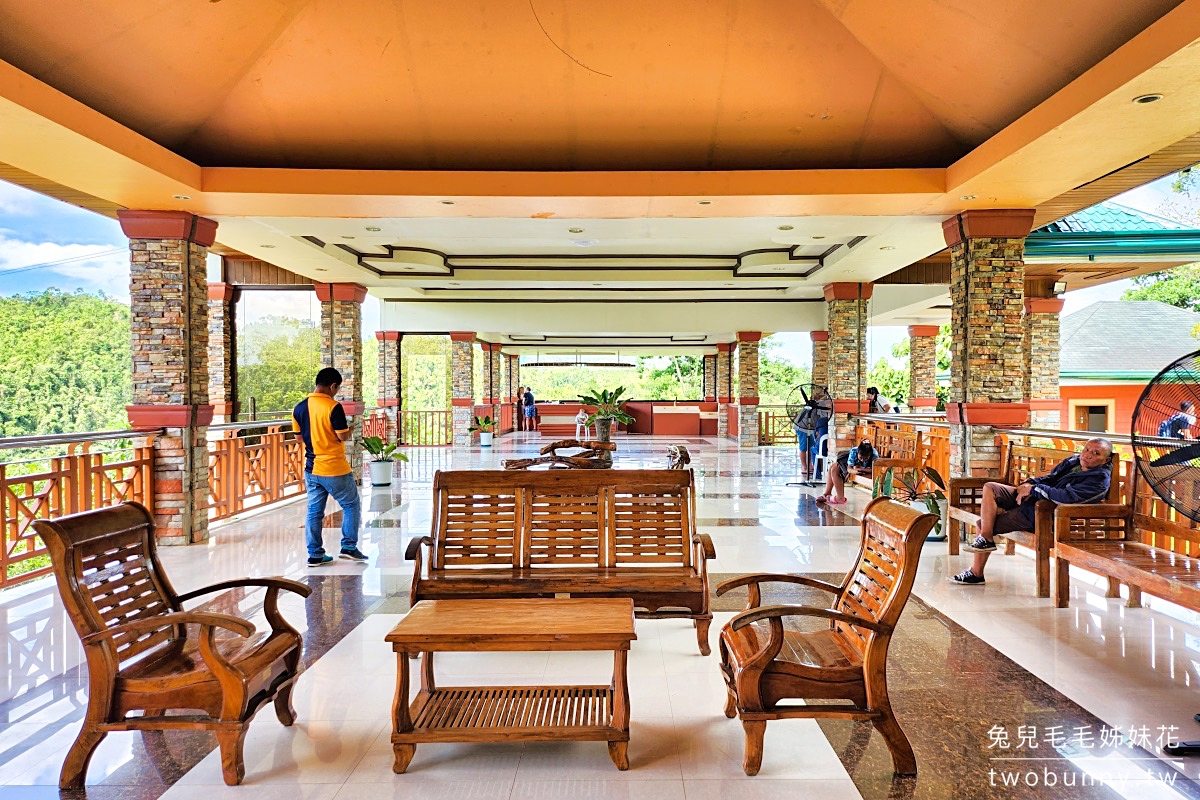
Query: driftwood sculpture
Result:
<box><xmin>503</xmin><ymin>439</ymin><xmax>617</xmax><ymax>470</ymax></box>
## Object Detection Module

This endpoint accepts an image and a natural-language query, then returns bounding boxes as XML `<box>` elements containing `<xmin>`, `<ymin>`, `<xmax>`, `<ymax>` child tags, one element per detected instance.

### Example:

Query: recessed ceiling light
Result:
<box><xmin>696</xmin><ymin>200</ymin><xmax>712</xmax><ymax>205</ymax></box>
<box><xmin>365</xmin><ymin>226</ymin><xmax>382</xmax><ymax>232</ymax></box>
<box><xmin>440</xmin><ymin>200</ymin><xmax>456</xmax><ymax>205</ymax></box>
<box><xmin>448</xmin><ymin>282</ymin><xmax>461</xmax><ymax>286</ymax></box>
<box><xmin>172</xmin><ymin>194</ymin><xmax>191</xmax><ymax>200</ymax></box>
<box><xmin>341</xmin><ymin>235</ymin><xmax>355</xmax><ymax>240</ymax></box>
<box><xmin>879</xmin><ymin>246</ymin><xmax>895</xmax><ymax>251</ymax></box>
<box><xmin>314</xmin><ymin>268</ymin><xmax>327</xmax><ymax>272</ymax></box>
<box><xmin>592</xmin><ymin>283</ymin><xmax>603</xmax><ymax>286</ymax></box>
<box><xmin>811</xmin><ymin>235</ymin><xmax>826</xmax><ymax>240</ymax></box>
<box><xmin>260</xmin><ymin>244</ymin><xmax>275</xmax><ymax>248</ymax></box>
<box><xmin>571</xmin><ymin>239</ymin><xmax>598</xmax><ymax>247</ymax></box>
<box><xmin>777</xmin><ymin>225</ymin><xmax>794</xmax><ymax>231</ymax></box>
<box><xmin>1133</xmin><ymin>94</ymin><xmax>1163</xmax><ymax>104</ymax></box>
<box><xmin>724</xmin><ymin>283</ymin><xmax>735</xmax><ymax>287</ymax></box>
<box><xmin>569</xmin><ymin>227</ymin><xmax>585</xmax><ymax>234</ymax></box>
<box><xmin>960</xmin><ymin>195</ymin><xmax>977</xmax><ymax>200</ymax></box>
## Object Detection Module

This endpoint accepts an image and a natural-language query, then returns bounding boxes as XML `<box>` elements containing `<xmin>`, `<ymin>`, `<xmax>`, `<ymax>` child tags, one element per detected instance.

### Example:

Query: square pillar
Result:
<box><xmin>736</xmin><ymin>332</ymin><xmax>761</xmax><ymax>448</ymax></box>
<box><xmin>1024</xmin><ymin>298</ymin><xmax>1064</xmax><ymax>428</ymax></box>
<box><xmin>481</xmin><ymin>343</ymin><xmax>502</xmax><ymax>404</ymax></box>
<box><xmin>315</xmin><ymin>283</ymin><xmax>367</xmax><ymax>479</ymax></box>
<box><xmin>715</xmin><ymin>343</ymin><xmax>733</xmax><ymax>439</ymax></box>
<box><xmin>376</xmin><ymin>331</ymin><xmax>402</xmax><ymax>441</ymax></box>
<box><xmin>119</xmin><ymin>210</ymin><xmax>216</xmax><ymax>546</ymax></box>
<box><xmin>907</xmin><ymin>325</ymin><xmax>940</xmax><ymax>410</ymax></box>
<box><xmin>943</xmin><ymin>210</ymin><xmax>1035</xmax><ymax>476</ymax></box>
<box><xmin>207</xmin><ymin>282</ymin><xmax>236</xmax><ymax>423</ymax></box>
<box><xmin>703</xmin><ymin>353</ymin><xmax>717</xmax><ymax>402</ymax></box>
<box><xmin>825</xmin><ymin>283</ymin><xmax>871</xmax><ymax>448</ymax></box>
<box><xmin>450</xmin><ymin>332</ymin><xmax>476</xmax><ymax>446</ymax></box>
<box><xmin>810</xmin><ymin>330</ymin><xmax>829</xmax><ymax>389</ymax></box>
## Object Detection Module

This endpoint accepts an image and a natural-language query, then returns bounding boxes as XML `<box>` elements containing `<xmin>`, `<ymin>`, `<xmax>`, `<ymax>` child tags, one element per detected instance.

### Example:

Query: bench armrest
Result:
<box><xmin>80</xmin><ymin>611</ymin><xmax>255</xmax><ymax>645</ymax></box>
<box><xmin>1054</xmin><ymin>502</ymin><xmax>1131</xmax><ymax>537</ymax></box>
<box><xmin>730</xmin><ymin>604</ymin><xmax>887</xmax><ymax>634</ymax></box>
<box><xmin>176</xmin><ymin>577</ymin><xmax>312</xmax><ymax>603</ymax></box>
<box><xmin>693</xmin><ymin>533</ymin><xmax>716</xmax><ymax>561</ymax></box>
<box><xmin>405</xmin><ymin>535</ymin><xmax>432</xmax><ymax>561</ymax></box>
<box><xmin>715</xmin><ymin>573</ymin><xmax>840</xmax><ymax>597</ymax></box>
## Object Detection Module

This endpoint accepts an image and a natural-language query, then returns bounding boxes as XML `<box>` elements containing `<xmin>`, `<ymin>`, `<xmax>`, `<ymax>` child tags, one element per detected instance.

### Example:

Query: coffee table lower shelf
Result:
<box><xmin>392</xmin><ymin>685</ymin><xmax>629</xmax><ymax>772</ymax></box>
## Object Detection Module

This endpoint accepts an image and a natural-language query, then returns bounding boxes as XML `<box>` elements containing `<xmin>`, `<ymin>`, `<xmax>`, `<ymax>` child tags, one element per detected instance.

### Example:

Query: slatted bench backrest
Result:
<box><xmin>430</xmin><ymin>469</ymin><xmax>696</xmax><ymax>570</ymax></box>
<box><xmin>37</xmin><ymin>502</ymin><xmax>180</xmax><ymax>670</ymax></box>
<box><xmin>870</xmin><ymin>429</ymin><xmax>918</xmax><ymax>462</ymax></box>
<box><xmin>1006</xmin><ymin>445</ymin><xmax>1075</xmax><ymax>484</ymax></box>
<box><xmin>834</xmin><ymin>499</ymin><xmax>933</xmax><ymax>657</ymax></box>
<box><xmin>1130</xmin><ymin>471</ymin><xmax>1200</xmax><ymax>557</ymax></box>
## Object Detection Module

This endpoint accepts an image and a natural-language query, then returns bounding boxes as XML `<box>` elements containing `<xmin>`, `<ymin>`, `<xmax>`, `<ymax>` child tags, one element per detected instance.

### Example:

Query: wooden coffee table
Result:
<box><xmin>385</xmin><ymin>597</ymin><xmax>637</xmax><ymax>773</ymax></box>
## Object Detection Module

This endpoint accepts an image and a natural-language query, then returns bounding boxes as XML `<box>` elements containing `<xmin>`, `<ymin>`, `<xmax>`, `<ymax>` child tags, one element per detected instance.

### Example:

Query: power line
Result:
<box><xmin>0</xmin><ymin>248</ymin><xmax>126</xmax><ymax>276</ymax></box>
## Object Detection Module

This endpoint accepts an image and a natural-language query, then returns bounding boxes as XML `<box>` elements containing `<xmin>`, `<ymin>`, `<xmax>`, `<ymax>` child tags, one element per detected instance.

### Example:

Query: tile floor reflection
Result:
<box><xmin>1</xmin><ymin>432</ymin><xmax>1199</xmax><ymax>799</ymax></box>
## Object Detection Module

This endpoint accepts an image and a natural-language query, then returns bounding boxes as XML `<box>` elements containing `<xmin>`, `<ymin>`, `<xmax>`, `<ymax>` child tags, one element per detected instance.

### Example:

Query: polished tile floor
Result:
<box><xmin>2</xmin><ymin>434</ymin><xmax>1200</xmax><ymax>799</ymax></box>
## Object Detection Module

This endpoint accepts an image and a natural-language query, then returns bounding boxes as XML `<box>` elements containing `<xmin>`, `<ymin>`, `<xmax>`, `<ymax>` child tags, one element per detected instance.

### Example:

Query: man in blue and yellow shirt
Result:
<box><xmin>292</xmin><ymin>367</ymin><xmax>365</xmax><ymax>566</ymax></box>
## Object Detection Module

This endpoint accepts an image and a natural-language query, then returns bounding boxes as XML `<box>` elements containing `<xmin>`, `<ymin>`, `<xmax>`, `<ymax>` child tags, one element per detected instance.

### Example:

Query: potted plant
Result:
<box><xmin>875</xmin><ymin>466</ymin><xmax>948</xmax><ymax>541</ymax></box>
<box><xmin>469</xmin><ymin>415</ymin><xmax>496</xmax><ymax>446</ymax></box>
<box><xmin>361</xmin><ymin>436</ymin><xmax>408</xmax><ymax>486</ymax></box>
<box><xmin>577</xmin><ymin>387</ymin><xmax>635</xmax><ymax>456</ymax></box>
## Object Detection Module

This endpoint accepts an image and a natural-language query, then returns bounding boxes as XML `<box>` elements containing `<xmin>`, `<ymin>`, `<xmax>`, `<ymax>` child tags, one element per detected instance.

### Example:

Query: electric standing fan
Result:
<box><xmin>784</xmin><ymin>384</ymin><xmax>833</xmax><ymax>487</ymax></box>
<box><xmin>1131</xmin><ymin>350</ymin><xmax>1200</xmax><ymax>522</ymax></box>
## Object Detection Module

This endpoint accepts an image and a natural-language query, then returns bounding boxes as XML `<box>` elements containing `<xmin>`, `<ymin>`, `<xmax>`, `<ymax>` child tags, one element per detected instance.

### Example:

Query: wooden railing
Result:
<box><xmin>853</xmin><ymin>414</ymin><xmax>952</xmax><ymax>491</ymax></box>
<box><xmin>0</xmin><ymin>430</ymin><xmax>158</xmax><ymax>590</ymax></box>
<box><xmin>206</xmin><ymin>422</ymin><xmax>307</xmax><ymax>523</ymax></box>
<box><xmin>399</xmin><ymin>410</ymin><xmax>452</xmax><ymax>446</ymax></box>
<box><xmin>757</xmin><ymin>405</ymin><xmax>798</xmax><ymax>446</ymax></box>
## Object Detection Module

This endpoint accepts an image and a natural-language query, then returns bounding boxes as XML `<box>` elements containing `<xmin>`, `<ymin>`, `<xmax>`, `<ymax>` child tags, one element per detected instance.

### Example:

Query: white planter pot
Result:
<box><xmin>368</xmin><ymin>460</ymin><xmax>394</xmax><ymax>486</ymax></box>
<box><xmin>479</xmin><ymin>431</ymin><xmax>494</xmax><ymax>447</ymax></box>
<box><xmin>910</xmin><ymin>498</ymin><xmax>947</xmax><ymax>541</ymax></box>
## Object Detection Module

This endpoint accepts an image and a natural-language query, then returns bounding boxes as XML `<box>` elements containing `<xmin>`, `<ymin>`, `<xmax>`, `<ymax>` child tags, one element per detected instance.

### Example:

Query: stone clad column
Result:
<box><xmin>736</xmin><ymin>332</ymin><xmax>761</xmax><ymax>448</ymax></box>
<box><xmin>315</xmin><ymin>283</ymin><xmax>366</xmax><ymax>479</ymax></box>
<box><xmin>703</xmin><ymin>353</ymin><xmax>717</xmax><ymax>402</ymax></box>
<box><xmin>943</xmin><ymin>210</ymin><xmax>1035</xmax><ymax>476</ymax></box>
<box><xmin>824</xmin><ymin>283</ymin><xmax>871</xmax><ymax>448</ymax></box>
<box><xmin>483</xmin><ymin>343</ymin><xmax>502</xmax><ymax>405</ymax></box>
<box><xmin>715</xmin><ymin>343</ymin><xmax>733</xmax><ymax>439</ymax></box>
<box><xmin>449</xmin><ymin>332</ymin><xmax>476</xmax><ymax>446</ymax></box>
<box><xmin>376</xmin><ymin>331</ymin><xmax>402</xmax><ymax>441</ymax></box>
<box><xmin>119</xmin><ymin>210</ymin><xmax>216</xmax><ymax>545</ymax></box>
<box><xmin>810</xmin><ymin>330</ymin><xmax>829</xmax><ymax>389</ymax></box>
<box><xmin>907</xmin><ymin>325</ymin><xmax>940</xmax><ymax>410</ymax></box>
<box><xmin>207</xmin><ymin>282</ymin><xmax>236</xmax><ymax>424</ymax></box>
<box><xmin>1024</xmin><ymin>298</ymin><xmax>1064</xmax><ymax>428</ymax></box>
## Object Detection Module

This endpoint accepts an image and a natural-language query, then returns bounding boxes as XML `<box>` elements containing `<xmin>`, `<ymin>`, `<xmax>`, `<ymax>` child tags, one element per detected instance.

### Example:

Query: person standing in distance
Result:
<box><xmin>292</xmin><ymin>367</ymin><xmax>366</xmax><ymax>566</ymax></box>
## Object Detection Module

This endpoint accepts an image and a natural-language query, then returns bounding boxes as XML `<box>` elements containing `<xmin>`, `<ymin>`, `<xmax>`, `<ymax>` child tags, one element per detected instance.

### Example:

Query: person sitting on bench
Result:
<box><xmin>816</xmin><ymin>440</ymin><xmax>877</xmax><ymax>506</ymax></box>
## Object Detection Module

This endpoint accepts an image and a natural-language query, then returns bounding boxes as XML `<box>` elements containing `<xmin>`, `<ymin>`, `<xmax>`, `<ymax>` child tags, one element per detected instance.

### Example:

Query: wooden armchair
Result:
<box><xmin>715</xmin><ymin>497</ymin><xmax>935</xmax><ymax>776</ymax></box>
<box><xmin>33</xmin><ymin>502</ymin><xmax>312</xmax><ymax>788</ymax></box>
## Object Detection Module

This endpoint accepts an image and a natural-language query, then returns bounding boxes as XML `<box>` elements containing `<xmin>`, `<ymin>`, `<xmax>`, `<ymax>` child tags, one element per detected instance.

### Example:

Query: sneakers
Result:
<box><xmin>950</xmin><ymin>568</ymin><xmax>985</xmax><ymax>585</ymax></box>
<box><xmin>307</xmin><ymin>554</ymin><xmax>333</xmax><ymax>567</ymax></box>
<box><xmin>339</xmin><ymin>548</ymin><xmax>368</xmax><ymax>562</ymax></box>
<box><xmin>963</xmin><ymin>535</ymin><xmax>997</xmax><ymax>552</ymax></box>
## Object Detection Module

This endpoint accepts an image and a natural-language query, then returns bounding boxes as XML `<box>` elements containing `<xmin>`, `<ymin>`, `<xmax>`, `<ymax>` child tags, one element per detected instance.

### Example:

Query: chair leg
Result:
<box><xmin>694</xmin><ymin>617</ymin><xmax>712</xmax><ymax>656</ymax></box>
<box><xmin>723</xmin><ymin>688</ymin><xmax>738</xmax><ymax>719</ymax></box>
<box><xmin>1003</xmin><ymin>539</ymin><xmax>1016</xmax><ymax>556</ymax></box>
<box><xmin>1105</xmin><ymin>576</ymin><xmax>1121</xmax><ymax>599</ymax></box>
<box><xmin>59</xmin><ymin>725</ymin><xmax>107</xmax><ymax>789</ymax></box>
<box><xmin>274</xmin><ymin>681</ymin><xmax>297</xmax><ymax>726</ymax></box>
<box><xmin>873</xmin><ymin>703</ymin><xmax>917</xmax><ymax>776</ymax></box>
<box><xmin>741</xmin><ymin>719</ymin><xmax>766</xmax><ymax>776</ymax></box>
<box><xmin>216</xmin><ymin>726</ymin><xmax>248</xmax><ymax>786</ymax></box>
<box><xmin>1055</xmin><ymin>556</ymin><xmax>1071</xmax><ymax>608</ymax></box>
<box><xmin>1127</xmin><ymin>585</ymin><xmax>1143</xmax><ymax>608</ymax></box>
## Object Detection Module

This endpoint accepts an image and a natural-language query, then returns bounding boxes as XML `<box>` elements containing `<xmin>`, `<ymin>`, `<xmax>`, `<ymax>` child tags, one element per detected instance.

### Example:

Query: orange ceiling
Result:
<box><xmin>0</xmin><ymin>0</ymin><xmax>1182</xmax><ymax>172</ymax></box>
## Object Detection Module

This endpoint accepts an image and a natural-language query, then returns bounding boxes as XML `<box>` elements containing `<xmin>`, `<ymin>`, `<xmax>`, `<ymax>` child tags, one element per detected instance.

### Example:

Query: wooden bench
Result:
<box><xmin>848</xmin><ymin>427</ymin><xmax>921</xmax><ymax>492</ymax></box>
<box><xmin>32</xmin><ymin>502</ymin><xmax>312</xmax><ymax>787</ymax></box>
<box><xmin>1054</xmin><ymin>470</ymin><xmax>1200</xmax><ymax>610</ymax></box>
<box><xmin>947</xmin><ymin>443</ymin><xmax>1119</xmax><ymax>597</ymax></box>
<box><xmin>406</xmin><ymin>469</ymin><xmax>717</xmax><ymax>654</ymax></box>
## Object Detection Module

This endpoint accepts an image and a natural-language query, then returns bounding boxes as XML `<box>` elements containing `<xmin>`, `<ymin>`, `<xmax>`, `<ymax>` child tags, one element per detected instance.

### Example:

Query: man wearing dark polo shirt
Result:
<box><xmin>292</xmin><ymin>367</ymin><xmax>366</xmax><ymax>566</ymax></box>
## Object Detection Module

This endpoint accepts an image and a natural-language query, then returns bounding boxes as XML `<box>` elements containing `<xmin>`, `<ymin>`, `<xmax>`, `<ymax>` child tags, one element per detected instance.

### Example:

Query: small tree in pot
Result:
<box><xmin>874</xmin><ymin>466</ymin><xmax>947</xmax><ymax>541</ymax></box>
<box><xmin>361</xmin><ymin>436</ymin><xmax>408</xmax><ymax>487</ymax></box>
<box><xmin>577</xmin><ymin>387</ymin><xmax>635</xmax><ymax>454</ymax></box>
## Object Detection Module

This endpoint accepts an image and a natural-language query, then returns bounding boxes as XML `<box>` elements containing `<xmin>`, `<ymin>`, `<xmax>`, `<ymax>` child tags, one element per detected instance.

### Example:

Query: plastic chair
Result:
<box><xmin>812</xmin><ymin>434</ymin><xmax>831</xmax><ymax>482</ymax></box>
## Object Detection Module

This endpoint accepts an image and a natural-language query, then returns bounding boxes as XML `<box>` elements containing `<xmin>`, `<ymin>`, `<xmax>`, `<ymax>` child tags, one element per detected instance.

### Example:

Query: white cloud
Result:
<box><xmin>0</xmin><ymin>181</ymin><xmax>40</xmax><ymax>216</ymax></box>
<box><xmin>0</xmin><ymin>234</ymin><xmax>130</xmax><ymax>301</ymax></box>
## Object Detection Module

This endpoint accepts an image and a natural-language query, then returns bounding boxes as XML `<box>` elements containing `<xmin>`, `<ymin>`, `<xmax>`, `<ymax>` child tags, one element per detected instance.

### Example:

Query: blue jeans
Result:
<box><xmin>304</xmin><ymin>472</ymin><xmax>361</xmax><ymax>556</ymax></box>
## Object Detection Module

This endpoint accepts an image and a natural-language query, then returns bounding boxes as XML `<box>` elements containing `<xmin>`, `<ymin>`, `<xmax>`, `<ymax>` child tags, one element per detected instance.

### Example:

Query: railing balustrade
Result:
<box><xmin>757</xmin><ymin>406</ymin><xmax>798</xmax><ymax>446</ymax></box>
<box><xmin>206</xmin><ymin>422</ymin><xmax>306</xmax><ymax>523</ymax></box>
<box><xmin>853</xmin><ymin>414</ymin><xmax>952</xmax><ymax>491</ymax></box>
<box><xmin>0</xmin><ymin>430</ymin><xmax>157</xmax><ymax>590</ymax></box>
<box><xmin>398</xmin><ymin>410</ymin><xmax>452</xmax><ymax>446</ymax></box>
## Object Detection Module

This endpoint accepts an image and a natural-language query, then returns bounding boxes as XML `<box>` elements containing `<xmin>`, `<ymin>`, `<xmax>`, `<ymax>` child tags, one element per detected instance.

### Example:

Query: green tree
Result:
<box><xmin>237</xmin><ymin>317</ymin><xmax>321</xmax><ymax>415</ymax></box>
<box><xmin>1121</xmin><ymin>263</ymin><xmax>1200</xmax><ymax>312</ymax></box>
<box><xmin>867</xmin><ymin>325</ymin><xmax>952</xmax><ymax>410</ymax></box>
<box><xmin>0</xmin><ymin>289</ymin><xmax>132</xmax><ymax>437</ymax></box>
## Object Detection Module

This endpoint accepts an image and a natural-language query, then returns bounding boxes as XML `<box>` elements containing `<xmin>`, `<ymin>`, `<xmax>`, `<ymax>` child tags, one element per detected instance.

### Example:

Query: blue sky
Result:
<box><xmin>0</xmin><ymin>174</ymin><xmax>1194</xmax><ymax>366</ymax></box>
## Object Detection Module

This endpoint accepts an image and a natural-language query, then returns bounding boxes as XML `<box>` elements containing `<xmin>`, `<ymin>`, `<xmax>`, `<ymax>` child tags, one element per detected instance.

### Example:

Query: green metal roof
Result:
<box><xmin>1037</xmin><ymin>202</ymin><xmax>1191</xmax><ymax>233</ymax></box>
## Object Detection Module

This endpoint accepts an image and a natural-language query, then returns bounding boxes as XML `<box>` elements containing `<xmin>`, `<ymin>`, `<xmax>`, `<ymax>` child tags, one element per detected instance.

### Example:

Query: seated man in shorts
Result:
<box><xmin>816</xmin><ymin>440</ymin><xmax>877</xmax><ymax>506</ymax></box>
<box><xmin>950</xmin><ymin>437</ymin><xmax>1113</xmax><ymax>586</ymax></box>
